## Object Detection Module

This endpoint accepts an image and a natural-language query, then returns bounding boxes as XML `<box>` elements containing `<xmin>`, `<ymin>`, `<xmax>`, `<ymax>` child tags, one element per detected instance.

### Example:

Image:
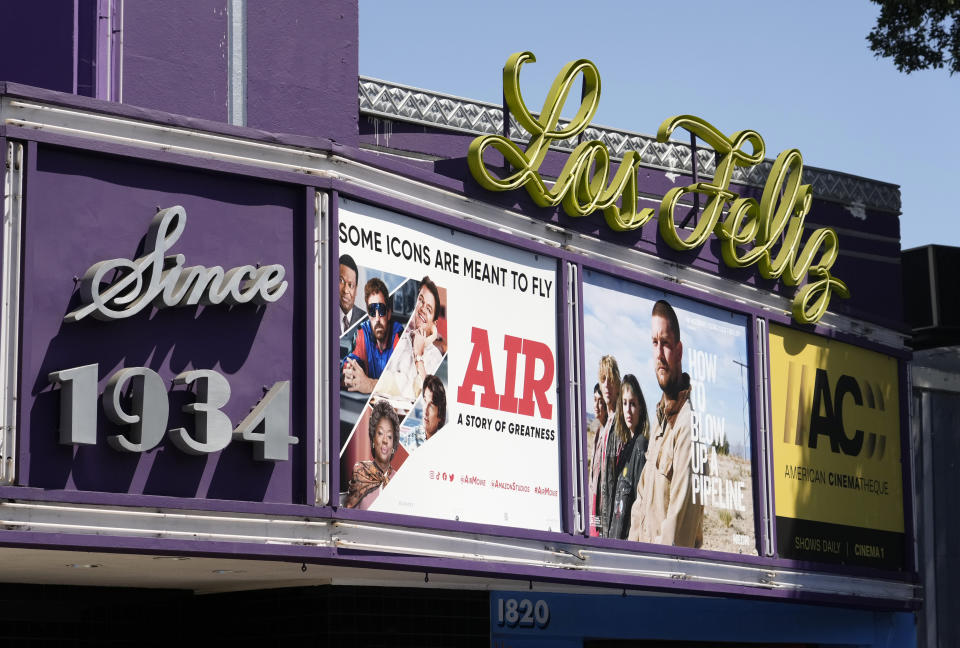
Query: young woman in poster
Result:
<box><xmin>590</xmin><ymin>356</ymin><xmax>621</xmax><ymax>537</ymax></box>
<box><xmin>607</xmin><ymin>374</ymin><xmax>649</xmax><ymax>540</ymax></box>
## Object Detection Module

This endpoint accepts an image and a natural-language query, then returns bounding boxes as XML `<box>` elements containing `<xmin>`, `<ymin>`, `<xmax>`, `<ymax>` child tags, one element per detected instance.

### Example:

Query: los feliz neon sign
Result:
<box><xmin>468</xmin><ymin>52</ymin><xmax>849</xmax><ymax>324</ymax></box>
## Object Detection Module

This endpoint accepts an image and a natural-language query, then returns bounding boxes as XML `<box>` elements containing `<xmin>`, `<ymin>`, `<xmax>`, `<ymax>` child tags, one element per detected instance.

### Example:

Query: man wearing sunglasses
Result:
<box><xmin>342</xmin><ymin>277</ymin><xmax>403</xmax><ymax>394</ymax></box>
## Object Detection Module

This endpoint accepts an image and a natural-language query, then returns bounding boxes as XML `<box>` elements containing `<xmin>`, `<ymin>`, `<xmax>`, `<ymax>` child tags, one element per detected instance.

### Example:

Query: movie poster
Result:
<box><xmin>769</xmin><ymin>324</ymin><xmax>904</xmax><ymax>570</ymax></box>
<box><xmin>335</xmin><ymin>198</ymin><xmax>561</xmax><ymax>531</ymax></box>
<box><xmin>582</xmin><ymin>269</ymin><xmax>756</xmax><ymax>554</ymax></box>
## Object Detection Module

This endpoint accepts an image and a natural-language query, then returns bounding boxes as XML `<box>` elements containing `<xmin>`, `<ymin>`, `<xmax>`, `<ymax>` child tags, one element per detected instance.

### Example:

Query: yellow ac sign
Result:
<box><xmin>769</xmin><ymin>324</ymin><xmax>903</xmax><ymax>534</ymax></box>
<box><xmin>468</xmin><ymin>52</ymin><xmax>849</xmax><ymax>324</ymax></box>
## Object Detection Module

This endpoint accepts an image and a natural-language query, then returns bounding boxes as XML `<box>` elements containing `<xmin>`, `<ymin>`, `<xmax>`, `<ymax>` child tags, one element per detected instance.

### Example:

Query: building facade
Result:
<box><xmin>0</xmin><ymin>2</ymin><xmax>917</xmax><ymax>646</ymax></box>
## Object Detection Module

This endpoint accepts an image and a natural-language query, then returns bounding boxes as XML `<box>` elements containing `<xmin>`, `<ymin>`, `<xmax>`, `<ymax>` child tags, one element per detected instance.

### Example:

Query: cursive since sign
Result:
<box><xmin>64</xmin><ymin>206</ymin><xmax>288</xmax><ymax>322</ymax></box>
<box><xmin>467</xmin><ymin>51</ymin><xmax>849</xmax><ymax>325</ymax></box>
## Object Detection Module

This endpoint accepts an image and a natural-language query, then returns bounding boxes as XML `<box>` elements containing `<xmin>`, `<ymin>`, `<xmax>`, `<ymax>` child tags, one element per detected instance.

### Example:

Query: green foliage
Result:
<box><xmin>867</xmin><ymin>0</ymin><xmax>960</xmax><ymax>74</ymax></box>
<box><xmin>712</xmin><ymin>438</ymin><xmax>730</xmax><ymax>456</ymax></box>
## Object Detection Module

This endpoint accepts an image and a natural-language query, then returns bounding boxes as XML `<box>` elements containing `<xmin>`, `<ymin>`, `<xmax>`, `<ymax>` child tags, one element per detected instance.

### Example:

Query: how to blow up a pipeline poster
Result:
<box><xmin>335</xmin><ymin>198</ymin><xmax>560</xmax><ymax>531</ymax></box>
<box><xmin>582</xmin><ymin>269</ymin><xmax>757</xmax><ymax>554</ymax></box>
<box><xmin>770</xmin><ymin>324</ymin><xmax>905</xmax><ymax>570</ymax></box>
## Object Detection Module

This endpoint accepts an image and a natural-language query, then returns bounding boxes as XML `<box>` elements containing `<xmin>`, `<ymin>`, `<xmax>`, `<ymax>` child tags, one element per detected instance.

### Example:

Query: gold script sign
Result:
<box><xmin>467</xmin><ymin>52</ymin><xmax>849</xmax><ymax>324</ymax></box>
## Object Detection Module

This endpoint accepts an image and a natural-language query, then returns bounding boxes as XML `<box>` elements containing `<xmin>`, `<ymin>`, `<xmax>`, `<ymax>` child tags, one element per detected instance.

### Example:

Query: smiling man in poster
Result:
<box><xmin>376</xmin><ymin>277</ymin><xmax>445</xmax><ymax>400</ymax></box>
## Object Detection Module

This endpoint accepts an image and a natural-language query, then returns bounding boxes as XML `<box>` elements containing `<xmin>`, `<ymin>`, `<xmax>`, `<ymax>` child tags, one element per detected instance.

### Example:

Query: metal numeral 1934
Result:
<box><xmin>48</xmin><ymin>364</ymin><xmax>297</xmax><ymax>461</ymax></box>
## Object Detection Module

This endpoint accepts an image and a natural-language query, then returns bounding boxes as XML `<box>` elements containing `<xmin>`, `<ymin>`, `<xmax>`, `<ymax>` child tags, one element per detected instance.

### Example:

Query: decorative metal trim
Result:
<box><xmin>0</xmin><ymin>142</ymin><xmax>24</xmax><ymax>485</ymax></box>
<box><xmin>0</xmin><ymin>500</ymin><xmax>920</xmax><ymax>603</ymax></box>
<box><xmin>359</xmin><ymin>77</ymin><xmax>901</xmax><ymax>213</ymax></box>
<box><xmin>756</xmin><ymin>317</ymin><xmax>775</xmax><ymax>557</ymax></box>
<box><xmin>566</xmin><ymin>262</ymin><xmax>585</xmax><ymax>535</ymax></box>
<box><xmin>315</xmin><ymin>190</ymin><xmax>330</xmax><ymax>505</ymax></box>
<box><xmin>227</xmin><ymin>0</ymin><xmax>247</xmax><ymax>127</ymax></box>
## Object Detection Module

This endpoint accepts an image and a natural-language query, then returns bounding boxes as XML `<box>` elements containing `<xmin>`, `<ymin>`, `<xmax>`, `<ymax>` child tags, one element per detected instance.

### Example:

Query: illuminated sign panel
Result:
<box><xmin>336</xmin><ymin>198</ymin><xmax>561</xmax><ymax>531</ymax></box>
<box><xmin>581</xmin><ymin>269</ymin><xmax>756</xmax><ymax>554</ymax></box>
<box><xmin>769</xmin><ymin>324</ymin><xmax>905</xmax><ymax>569</ymax></box>
<box><xmin>468</xmin><ymin>52</ymin><xmax>848</xmax><ymax>324</ymax></box>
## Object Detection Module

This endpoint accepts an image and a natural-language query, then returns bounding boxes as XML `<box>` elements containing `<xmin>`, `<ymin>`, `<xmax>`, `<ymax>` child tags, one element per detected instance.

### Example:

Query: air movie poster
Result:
<box><xmin>769</xmin><ymin>325</ymin><xmax>905</xmax><ymax>570</ymax></box>
<box><xmin>335</xmin><ymin>198</ymin><xmax>561</xmax><ymax>531</ymax></box>
<box><xmin>582</xmin><ymin>270</ymin><xmax>757</xmax><ymax>554</ymax></box>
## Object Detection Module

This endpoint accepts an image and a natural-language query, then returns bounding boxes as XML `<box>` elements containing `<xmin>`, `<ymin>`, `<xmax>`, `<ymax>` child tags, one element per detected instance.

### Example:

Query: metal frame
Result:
<box><xmin>756</xmin><ymin>316</ymin><xmax>776</xmax><ymax>556</ymax></box>
<box><xmin>0</xmin><ymin>498</ymin><xmax>919</xmax><ymax>604</ymax></box>
<box><xmin>0</xmin><ymin>140</ymin><xmax>23</xmax><ymax>485</ymax></box>
<box><xmin>326</xmin><ymin>188</ymin><xmax>915</xmax><ymax>583</ymax></box>
<box><xmin>315</xmin><ymin>190</ymin><xmax>330</xmax><ymax>505</ymax></box>
<box><xmin>565</xmin><ymin>261</ymin><xmax>585</xmax><ymax>535</ymax></box>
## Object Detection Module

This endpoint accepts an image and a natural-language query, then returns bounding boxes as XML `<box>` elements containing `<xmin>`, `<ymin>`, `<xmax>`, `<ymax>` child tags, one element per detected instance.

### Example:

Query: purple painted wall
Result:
<box><xmin>19</xmin><ymin>143</ymin><xmax>309</xmax><ymax>503</ymax></box>
<box><xmin>0</xmin><ymin>0</ymin><xmax>359</xmax><ymax>143</ymax></box>
<box><xmin>76</xmin><ymin>0</ymin><xmax>98</xmax><ymax>97</ymax></box>
<box><xmin>121</xmin><ymin>0</ymin><xmax>359</xmax><ymax>142</ymax></box>
<box><xmin>246</xmin><ymin>1</ymin><xmax>358</xmax><ymax>144</ymax></box>
<box><xmin>0</xmin><ymin>1</ymin><xmax>85</xmax><ymax>94</ymax></box>
<box><xmin>121</xmin><ymin>1</ymin><xmax>230</xmax><ymax>123</ymax></box>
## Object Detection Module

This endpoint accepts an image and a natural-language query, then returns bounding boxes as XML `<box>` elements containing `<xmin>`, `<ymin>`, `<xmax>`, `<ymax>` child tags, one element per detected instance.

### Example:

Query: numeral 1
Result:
<box><xmin>48</xmin><ymin>364</ymin><xmax>98</xmax><ymax>445</ymax></box>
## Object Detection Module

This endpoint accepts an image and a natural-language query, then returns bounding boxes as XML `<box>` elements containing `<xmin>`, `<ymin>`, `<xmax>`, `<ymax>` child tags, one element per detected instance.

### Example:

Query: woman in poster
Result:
<box><xmin>590</xmin><ymin>356</ymin><xmax>621</xmax><ymax>537</ymax></box>
<box><xmin>606</xmin><ymin>374</ymin><xmax>649</xmax><ymax>540</ymax></box>
<box><xmin>345</xmin><ymin>400</ymin><xmax>400</xmax><ymax>509</ymax></box>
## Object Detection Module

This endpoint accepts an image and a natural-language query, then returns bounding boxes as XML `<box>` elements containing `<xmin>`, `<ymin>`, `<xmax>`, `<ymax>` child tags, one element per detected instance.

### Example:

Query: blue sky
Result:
<box><xmin>360</xmin><ymin>1</ymin><xmax>960</xmax><ymax>251</ymax></box>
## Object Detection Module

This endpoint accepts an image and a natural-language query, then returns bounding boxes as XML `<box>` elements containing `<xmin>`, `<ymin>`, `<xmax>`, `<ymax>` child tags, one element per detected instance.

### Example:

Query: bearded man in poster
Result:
<box><xmin>342</xmin><ymin>277</ymin><xmax>403</xmax><ymax>393</ymax></box>
<box><xmin>628</xmin><ymin>299</ymin><xmax>703</xmax><ymax>548</ymax></box>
